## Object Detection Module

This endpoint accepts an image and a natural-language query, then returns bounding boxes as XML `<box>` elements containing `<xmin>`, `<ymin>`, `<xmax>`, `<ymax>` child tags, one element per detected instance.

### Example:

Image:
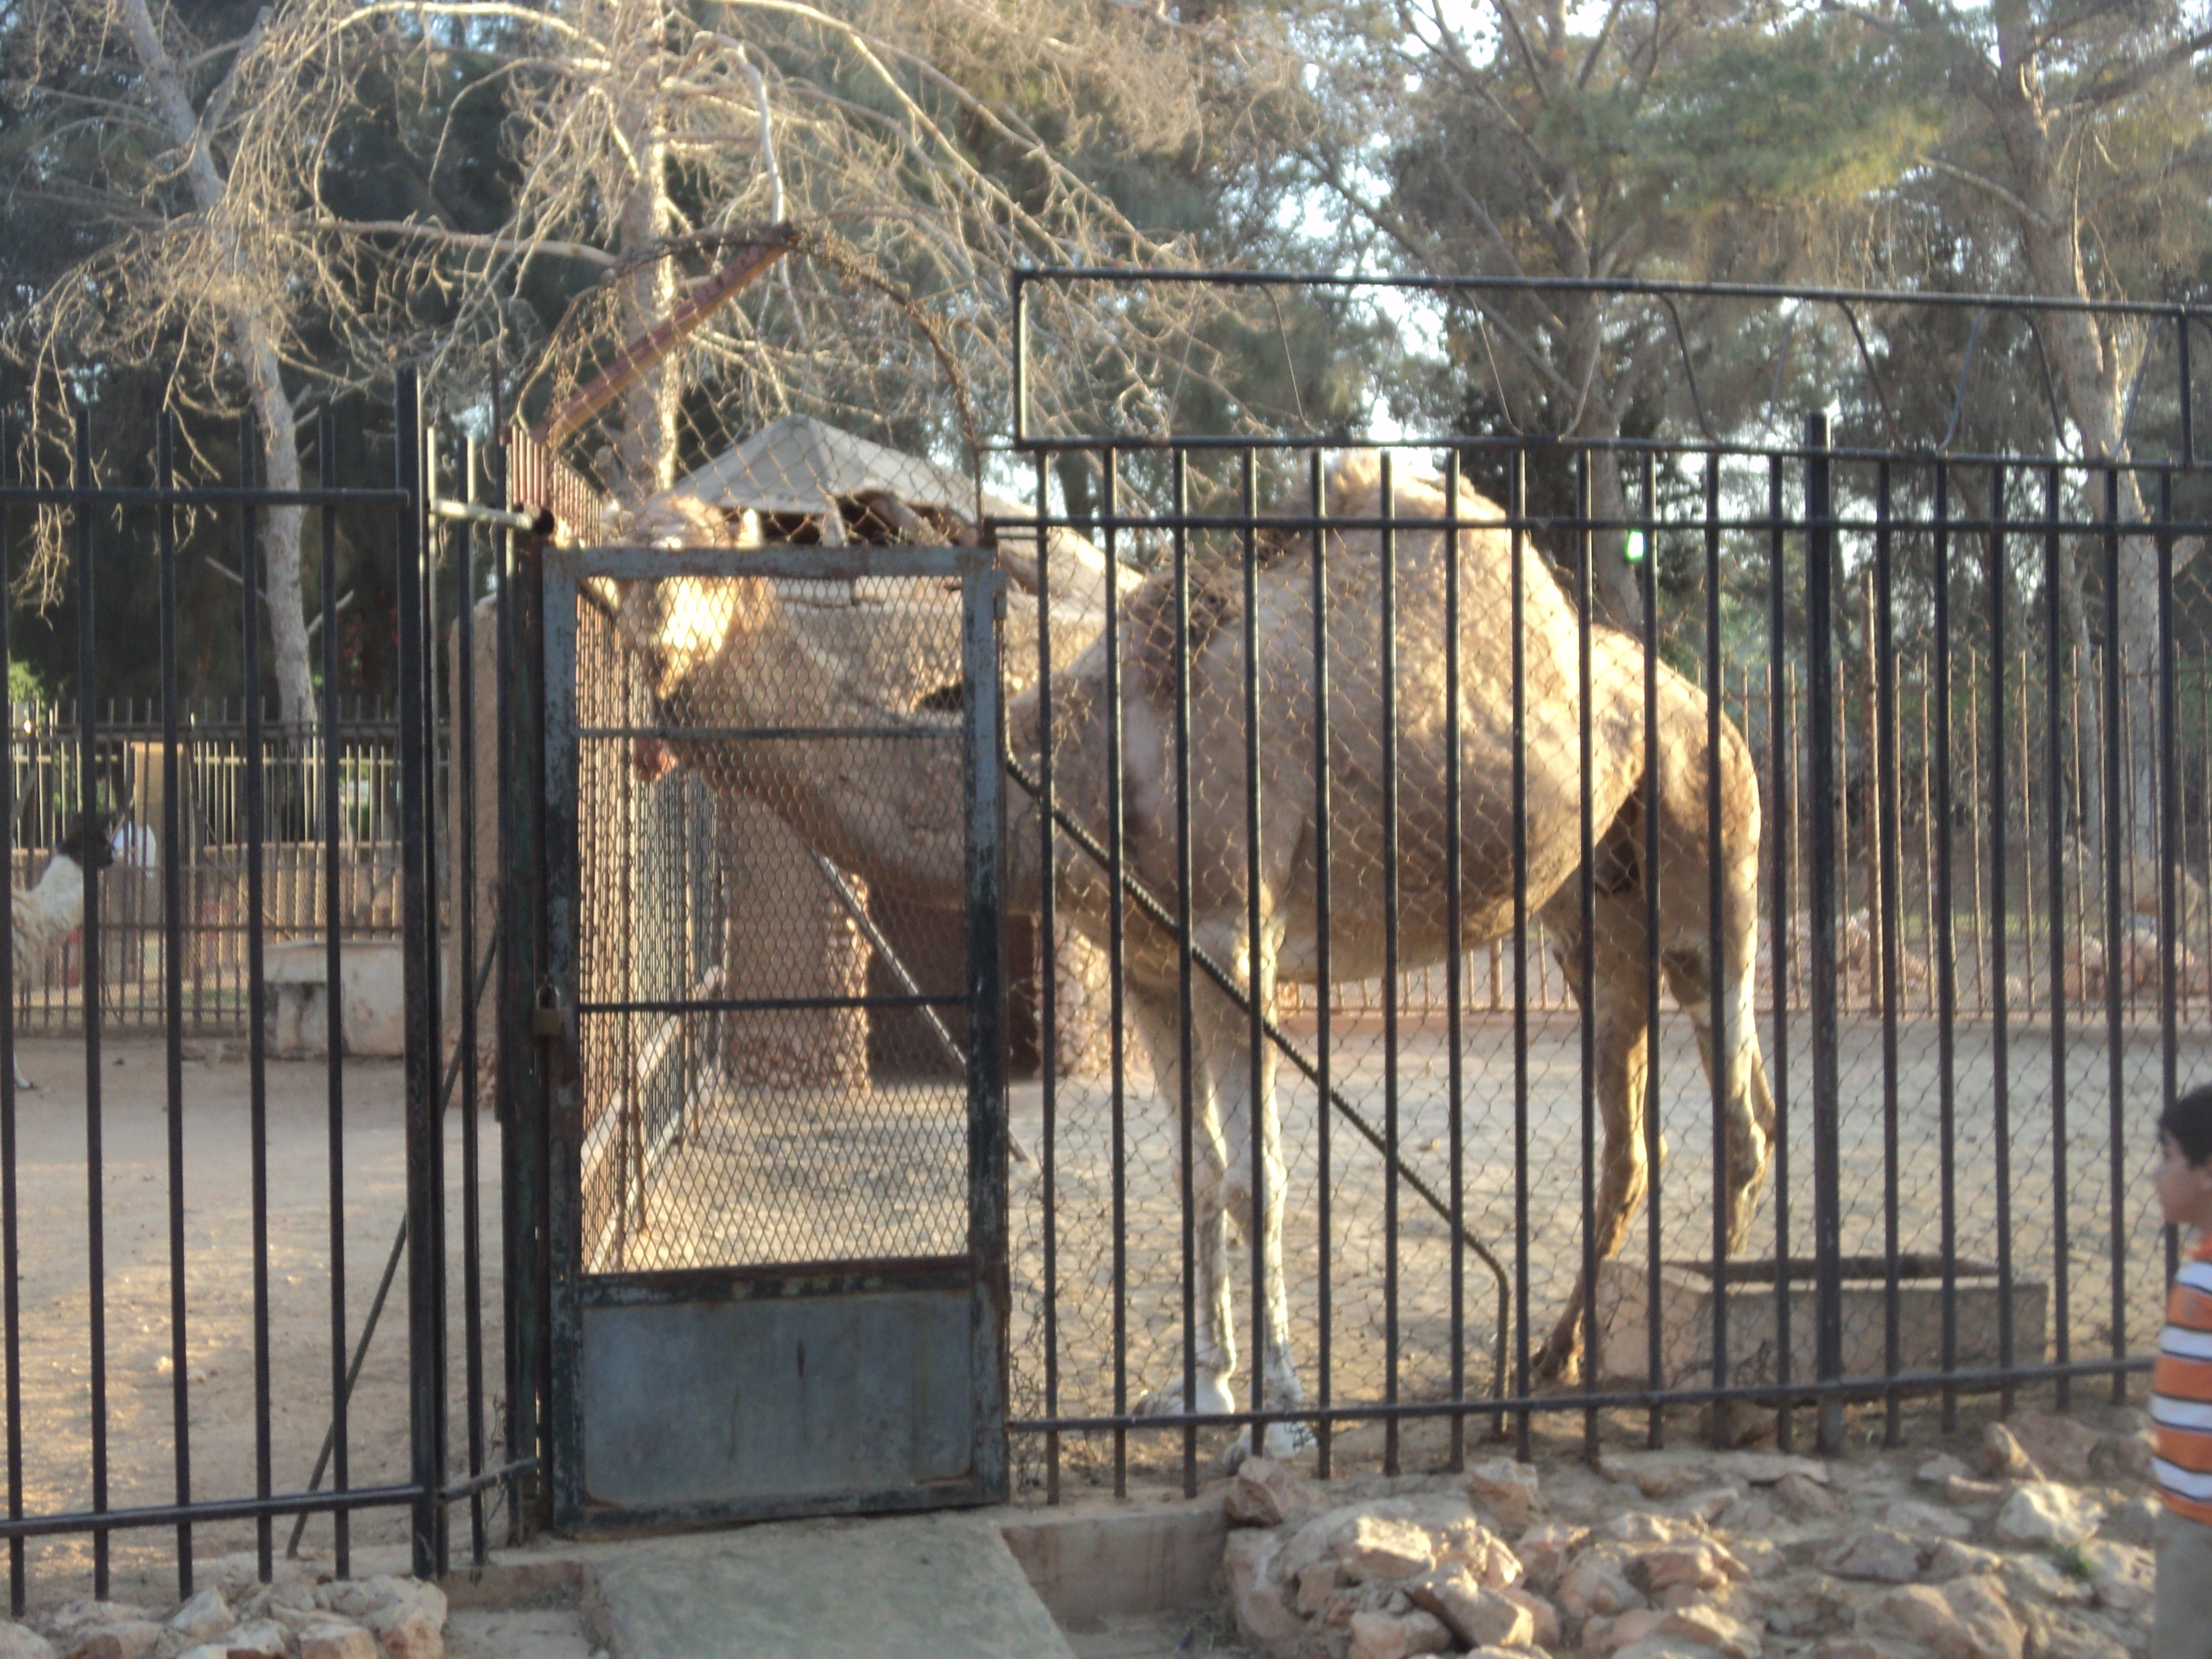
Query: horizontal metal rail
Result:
<box><xmin>581</xmin><ymin>724</ymin><xmax>957</xmax><ymax>743</ymax></box>
<box><xmin>0</xmin><ymin>486</ymin><xmax>411</xmax><ymax>506</ymax></box>
<box><xmin>575</xmin><ymin>992</ymin><xmax>962</xmax><ymax>1016</ymax></box>
<box><xmin>0</xmin><ymin>1483</ymin><xmax>423</xmax><ymax>1543</ymax></box>
<box><xmin>1009</xmin><ymin>1354</ymin><xmax>2157</xmax><ymax>1433</ymax></box>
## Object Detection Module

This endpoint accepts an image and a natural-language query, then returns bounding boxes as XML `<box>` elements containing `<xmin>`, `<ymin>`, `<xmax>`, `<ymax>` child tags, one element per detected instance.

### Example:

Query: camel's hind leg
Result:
<box><xmin>1533</xmin><ymin>885</ymin><xmax>1657</xmax><ymax>1383</ymax></box>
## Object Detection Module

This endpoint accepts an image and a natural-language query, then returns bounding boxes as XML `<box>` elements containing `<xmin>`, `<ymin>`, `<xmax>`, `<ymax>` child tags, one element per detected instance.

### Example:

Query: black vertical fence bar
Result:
<box><xmin>1878</xmin><ymin>460</ymin><xmax>1903</xmax><ymax>1446</ymax></box>
<box><xmin>1509</xmin><ymin>447</ymin><xmax>1532</xmax><ymax>1461</ymax></box>
<box><xmin>457</xmin><ymin>446</ymin><xmax>486</xmax><ymax>1565</ymax></box>
<box><xmin>1241</xmin><ymin>449</ymin><xmax>1267</xmax><ymax>1453</ymax></box>
<box><xmin>1102</xmin><ymin>449</ymin><xmax>1132</xmax><ymax>1493</ymax></box>
<box><xmin>1702</xmin><ymin>451</ymin><xmax>1728</xmax><ymax>1449</ymax></box>
<box><xmin>1444</xmin><ymin>451</ymin><xmax>1466</xmax><ymax>1472</ymax></box>
<box><xmin>1310</xmin><ymin>451</ymin><xmax>1335</xmax><ymax>1478</ymax></box>
<box><xmin>1765</xmin><ymin>455</ymin><xmax>1794</xmax><ymax>1453</ymax></box>
<box><xmin>2042</xmin><ymin>464</ymin><xmax>2070</xmax><ymax>1415</ymax></box>
<box><xmin>2105</xmin><ymin>469</ymin><xmax>2123</xmax><ymax>1407</ymax></box>
<box><xmin>1034</xmin><ymin>446</ymin><xmax>1061</xmax><ymax>1504</ymax></box>
<box><xmin>1641</xmin><ymin>454</ymin><xmax>1664</xmax><ymax>1448</ymax></box>
<box><xmin>2151</xmin><ymin>465</ymin><xmax>2178</xmax><ymax>1400</ymax></box>
<box><xmin>1380</xmin><ymin>452</ymin><xmax>1403</xmax><ymax>1477</ymax></box>
<box><xmin>1803</xmin><ymin>412</ymin><xmax>1843</xmax><ymax>1455</ymax></box>
<box><xmin>421</xmin><ymin>418</ymin><xmax>447</xmax><ymax>1577</ymax></box>
<box><xmin>1</xmin><ymin>415</ymin><xmax>23</xmax><ymax>1615</ymax></box>
<box><xmin>159</xmin><ymin>412</ymin><xmax>193</xmax><ymax>1593</ymax></box>
<box><xmin>77</xmin><ymin>407</ymin><xmax>110</xmax><ymax>1596</ymax></box>
<box><xmin>396</xmin><ymin>369</ymin><xmax>440</xmax><ymax>1579</ymax></box>
<box><xmin>1989</xmin><ymin>463</ymin><xmax>2014</xmax><ymax>1418</ymax></box>
<box><xmin>1575</xmin><ymin>452</ymin><xmax>1598</xmax><ymax>1460</ymax></box>
<box><xmin>1935</xmin><ymin>463</ymin><xmax>1960</xmax><ymax>1431</ymax></box>
<box><xmin>240</xmin><ymin>409</ymin><xmax>275</xmax><ymax>1581</ymax></box>
<box><xmin>1171</xmin><ymin>448</ymin><xmax>1191</xmax><ymax>1500</ymax></box>
<box><xmin>318</xmin><ymin>409</ymin><xmax>349</xmax><ymax>1574</ymax></box>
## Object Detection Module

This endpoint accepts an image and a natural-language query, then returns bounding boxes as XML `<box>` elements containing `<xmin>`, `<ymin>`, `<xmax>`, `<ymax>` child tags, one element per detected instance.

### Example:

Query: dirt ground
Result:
<box><xmin>1004</xmin><ymin>1007</ymin><xmax>2199</xmax><ymax>1489</ymax></box>
<box><xmin>2</xmin><ymin>1034</ymin><xmax>503</xmax><ymax>1610</ymax></box>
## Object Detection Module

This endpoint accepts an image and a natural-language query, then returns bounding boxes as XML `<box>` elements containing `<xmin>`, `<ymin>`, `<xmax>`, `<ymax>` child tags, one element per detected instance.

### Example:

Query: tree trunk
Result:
<box><xmin>117</xmin><ymin>0</ymin><xmax>317</xmax><ymax>729</ymax></box>
<box><xmin>611</xmin><ymin>7</ymin><xmax>679</xmax><ymax>501</ymax></box>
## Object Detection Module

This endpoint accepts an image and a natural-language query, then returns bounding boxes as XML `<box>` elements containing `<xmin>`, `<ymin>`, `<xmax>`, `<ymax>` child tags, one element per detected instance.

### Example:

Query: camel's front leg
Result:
<box><xmin>1128</xmin><ymin>986</ymin><xmax>1239</xmax><ymax>1420</ymax></box>
<box><xmin>1191</xmin><ymin>922</ymin><xmax>1311</xmax><ymax>1461</ymax></box>
<box><xmin>1534</xmin><ymin>888</ymin><xmax>1655</xmax><ymax>1384</ymax></box>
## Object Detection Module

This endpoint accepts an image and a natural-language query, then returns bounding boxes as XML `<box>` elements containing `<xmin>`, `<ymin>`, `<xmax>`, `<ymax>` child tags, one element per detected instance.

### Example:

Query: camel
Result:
<box><xmin>589</xmin><ymin>451</ymin><xmax>1776</xmax><ymax>1454</ymax></box>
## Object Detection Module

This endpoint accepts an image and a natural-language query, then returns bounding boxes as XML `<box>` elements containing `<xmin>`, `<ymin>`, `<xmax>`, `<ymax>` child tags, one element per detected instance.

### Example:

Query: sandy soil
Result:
<box><xmin>1001</xmin><ymin>1007</ymin><xmax>2198</xmax><ymax>1484</ymax></box>
<box><xmin>2</xmin><ymin>1034</ymin><xmax>503</xmax><ymax>1609</ymax></box>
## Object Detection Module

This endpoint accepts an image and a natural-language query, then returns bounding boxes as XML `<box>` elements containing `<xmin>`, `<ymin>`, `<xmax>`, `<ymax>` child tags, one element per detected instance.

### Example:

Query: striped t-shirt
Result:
<box><xmin>2154</xmin><ymin>1233</ymin><xmax>2212</xmax><ymax>1523</ymax></box>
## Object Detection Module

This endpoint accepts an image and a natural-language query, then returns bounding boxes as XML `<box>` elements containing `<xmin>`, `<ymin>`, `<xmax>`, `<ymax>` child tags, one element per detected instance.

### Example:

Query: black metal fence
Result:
<box><xmin>0</xmin><ymin>372</ymin><xmax>528</xmax><ymax>1615</ymax></box>
<box><xmin>1002</xmin><ymin>269</ymin><xmax>2212</xmax><ymax>1495</ymax></box>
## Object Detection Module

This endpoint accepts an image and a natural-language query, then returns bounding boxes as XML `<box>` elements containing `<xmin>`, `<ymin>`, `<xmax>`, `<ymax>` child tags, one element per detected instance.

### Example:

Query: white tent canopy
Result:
<box><xmin>655</xmin><ymin>413</ymin><xmax>1019</xmax><ymax>523</ymax></box>
<box><xmin>651</xmin><ymin>413</ymin><xmax>1107</xmax><ymax>607</ymax></box>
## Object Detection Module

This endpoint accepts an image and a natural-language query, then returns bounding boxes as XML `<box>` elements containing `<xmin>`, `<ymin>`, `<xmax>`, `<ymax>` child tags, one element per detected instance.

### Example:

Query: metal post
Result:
<box><xmin>1802</xmin><ymin>413</ymin><xmax>1844</xmax><ymax>1453</ymax></box>
<box><xmin>395</xmin><ymin>369</ymin><xmax>440</xmax><ymax>1578</ymax></box>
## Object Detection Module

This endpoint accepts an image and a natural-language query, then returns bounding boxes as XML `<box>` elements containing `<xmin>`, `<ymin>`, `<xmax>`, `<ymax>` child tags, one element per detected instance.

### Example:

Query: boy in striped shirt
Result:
<box><xmin>2153</xmin><ymin>1085</ymin><xmax>2212</xmax><ymax>1659</ymax></box>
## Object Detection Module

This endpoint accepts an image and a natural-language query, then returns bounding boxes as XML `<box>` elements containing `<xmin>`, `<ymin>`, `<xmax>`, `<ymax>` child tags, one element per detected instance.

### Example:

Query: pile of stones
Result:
<box><xmin>1221</xmin><ymin>1410</ymin><xmax>2158</xmax><ymax>1659</ymax></box>
<box><xmin>0</xmin><ymin>1572</ymin><xmax>445</xmax><ymax>1659</ymax></box>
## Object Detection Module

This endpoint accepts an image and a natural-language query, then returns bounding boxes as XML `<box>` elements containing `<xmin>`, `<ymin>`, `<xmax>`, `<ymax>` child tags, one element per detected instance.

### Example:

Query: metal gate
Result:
<box><xmin>541</xmin><ymin>540</ymin><xmax>1007</xmax><ymax>1530</ymax></box>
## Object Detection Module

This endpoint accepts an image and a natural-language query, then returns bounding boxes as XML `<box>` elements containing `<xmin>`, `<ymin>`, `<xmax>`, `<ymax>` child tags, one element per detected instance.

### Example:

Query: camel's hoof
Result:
<box><xmin>1220</xmin><ymin>1415</ymin><xmax>1318</xmax><ymax>1472</ymax></box>
<box><xmin>1134</xmin><ymin>1371</ymin><xmax>1236</xmax><ymax>1419</ymax></box>
<box><xmin>1532</xmin><ymin>1344</ymin><xmax>1581</xmax><ymax>1387</ymax></box>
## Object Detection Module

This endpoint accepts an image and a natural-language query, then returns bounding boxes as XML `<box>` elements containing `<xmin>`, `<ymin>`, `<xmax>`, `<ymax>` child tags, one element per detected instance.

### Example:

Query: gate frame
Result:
<box><xmin>538</xmin><ymin>540</ymin><xmax>1010</xmax><ymax>1532</ymax></box>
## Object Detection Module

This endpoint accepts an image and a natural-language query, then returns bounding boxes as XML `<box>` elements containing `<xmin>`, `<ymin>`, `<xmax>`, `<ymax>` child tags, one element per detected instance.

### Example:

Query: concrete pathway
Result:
<box><xmin>585</xmin><ymin>1510</ymin><xmax>1078</xmax><ymax>1659</ymax></box>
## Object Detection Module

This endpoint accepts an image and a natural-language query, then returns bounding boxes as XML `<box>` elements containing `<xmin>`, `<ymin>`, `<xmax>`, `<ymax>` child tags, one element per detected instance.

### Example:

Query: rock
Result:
<box><xmin>1467</xmin><ymin>1458</ymin><xmax>1543</xmax><ymax>1532</ymax></box>
<box><xmin>2003</xmin><ymin>1557</ymin><xmax>2091</xmax><ymax>1607</ymax></box>
<box><xmin>1632</xmin><ymin>1540</ymin><xmax>1750</xmax><ymax>1593</ymax></box>
<box><xmin>1995</xmin><ymin>1483</ymin><xmax>2105</xmax><ymax>1548</ymax></box>
<box><xmin>2003</xmin><ymin>1413</ymin><xmax>2101</xmax><ymax>1483</ymax></box>
<box><xmin>1227</xmin><ymin>1456</ymin><xmax>1322</xmax><ymax>1528</ymax></box>
<box><xmin>2098</xmin><ymin>1495</ymin><xmax>2157</xmax><ymax>1547</ymax></box>
<box><xmin>1616</xmin><ymin>1638</ymin><xmax>1731</xmax><ymax>1659</ymax></box>
<box><xmin>167</xmin><ymin>1591</ymin><xmax>230</xmax><ymax>1643</ymax></box>
<box><xmin>1751</xmin><ymin>1573</ymin><xmax>1848</xmax><ymax>1638</ymax></box>
<box><xmin>1666</xmin><ymin>1604</ymin><xmax>1766</xmax><ymax>1659</ymax></box>
<box><xmin>1982</xmin><ymin>1424</ymin><xmax>2043</xmax><ymax>1482</ymax></box>
<box><xmin>1677</xmin><ymin>1487</ymin><xmax>1745</xmax><ymax>1525</ymax></box>
<box><xmin>1503</xmin><ymin>1586</ymin><xmax>1562</xmax><ymax>1648</ymax></box>
<box><xmin>213</xmin><ymin>1622</ymin><xmax>285</xmax><ymax>1658</ymax></box>
<box><xmin>1923</xmin><ymin>1540</ymin><xmax>2004</xmax><ymax>1583</ymax></box>
<box><xmin>1717</xmin><ymin>1498</ymin><xmax>1780</xmax><ymax>1533</ymax></box>
<box><xmin>2023</xmin><ymin>1608</ymin><xmax>2131</xmax><ymax>1659</ymax></box>
<box><xmin>1407</xmin><ymin>1567</ymin><xmax>1535</xmax><ymax>1647</ymax></box>
<box><xmin>63</xmin><ymin>1623</ymin><xmax>162</xmax><ymax>1659</ymax></box>
<box><xmin>1718</xmin><ymin>1453</ymin><xmax>1831</xmax><ymax>1487</ymax></box>
<box><xmin>1433</xmin><ymin>1515</ymin><xmax>1523</xmax><ymax>1589</ymax></box>
<box><xmin>1557</xmin><ymin>1553</ymin><xmax>1650</xmax><ymax>1621</ymax></box>
<box><xmin>1858</xmin><ymin>1576</ymin><xmax>2023</xmax><ymax>1659</ymax></box>
<box><xmin>1774</xmin><ymin>1473</ymin><xmax>1843</xmax><ymax>1520</ymax></box>
<box><xmin>1883</xmin><ymin>1499</ymin><xmax>1974</xmax><ymax>1540</ymax></box>
<box><xmin>2091</xmin><ymin>1424</ymin><xmax>2155</xmax><ymax>1484</ymax></box>
<box><xmin>38</xmin><ymin>1612</ymin><xmax>142</xmax><ymax>1646</ymax></box>
<box><xmin>2076</xmin><ymin>1540</ymin><xmax>2153</xmax><ymax>1619</ymax></box>
<box><xmin>1298</xmin><ymin>1560</ymin><xmax>1347</xmax><ymax>1616</ymax></box>
<box><xmin>1638</xmin><ymin>1467</ymin><xmax>1709</xmax><ymax>1501</ymax></box>
<box><xmin>1942</xmin><ymin>1476</ymin><xmax>2006</xmax><ymax>1508</ymax></box>
<box><xmin>1730</xmin><ymin>1538</ymin><xmax>1783</xmax><ymax>1580</ymax></box>
<box><xmin>1917</xmin><ymin>1454</ymin><xmax>1974</xmax><ymax>1485</ymax></box>
<box><xmin>1515</xmin><ymin>1524</ymin><xmax>1589</xmax><ymax>1592</ymax></box>
<box><xmin>297</xmin><ymin>1627</ymin><xmax>379</xmax><ymax>1659</ymax></box>
<box><xmin>1225</xmin><ymin>1529</ymin><xmax>1303</xmax><ymax>1649</ymax></box>
<box><xmin>1823</xmin><ymin>1528</ymin><xmax>1923</xmax><ymax>1584</ymax></box>
<box><xmin>1587</xmin><ymin>1610</ymin><xmax>1671</xmax><ymax>1652</ymax></box>
<box><xmin>1604</xmin><ymin>1513</ymin><xmax>1705</xmax><ymax>1546</ymax></box>
<box><xmin>0</xmin><ymin>1628</ymin><xmax>52</xmax><ymax>1659</ymax></box>
<box><xmin>364</xmin><ymin>1603</ymin><xmax>443</xmax><ymax>1659</ymax></box>
<box><xmin>1347</xmin><ymin>1607</ymin><xmax>1454</xmax><ymax>1659</ymax></box>
<box><xmin>353</xmin><ymin>1579</ymin><xmax>447</xmax><ymax>1631</ymax></box>
<box><xmin>1341</xmin><ymin>1514</ymin><xmax>1443</xmax><ymax>1584</ymax></box>
<box><xmin>1817</xmin><ymin>1640</ymin><xmax>1913</xmax><ymax>1659</ymax></box>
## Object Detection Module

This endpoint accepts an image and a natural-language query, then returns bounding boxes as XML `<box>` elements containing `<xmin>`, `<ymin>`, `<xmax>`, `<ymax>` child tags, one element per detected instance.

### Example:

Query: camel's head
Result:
<box><xmin>591</xmin><ymin>498</ymin><xmax>771</xmax><ymax>694</ymax></box>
